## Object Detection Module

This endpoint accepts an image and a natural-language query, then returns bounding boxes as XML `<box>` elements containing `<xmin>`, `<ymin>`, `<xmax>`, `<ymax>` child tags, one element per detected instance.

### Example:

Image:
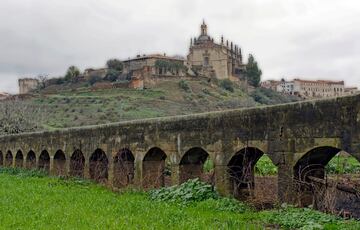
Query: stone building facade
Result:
<box><xmin>123</xmin><ymin>54</ymin><xmax>185</xmax><ymax>76</ymax></box>
<box><xmin>187</xmin><ymin>21</ymin><xmax>246</xmax><ymax>80</ymax></box>
<box><xmin>122</xmin><ymin>54</ymin><xmax>186</xmax><ymax>89</ymax></box>
<box><xmin>18</xmin><ymin>78</ymin><xmax>39</xmax><ymax>94</ymax></box>
<box><xmin>262</xmin><ymin>78</ymin><xmax>357</xmax><ymax>99</ymax></box>
<box><xmin>293</xmin><ymin>79</ymin><xmax>345</xmax><ymax>98</ymax></box>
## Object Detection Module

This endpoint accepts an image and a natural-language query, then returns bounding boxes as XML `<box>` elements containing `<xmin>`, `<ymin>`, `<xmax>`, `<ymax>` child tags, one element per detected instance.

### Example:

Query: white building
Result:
<box><xmin>276</xmin><ymin>79</ymin><xmax>295</xmax><ymax>95</ymax></box>
<box><xmin>261</xmin><ymin>78</ymin><xmax>357</xmax><ymax>99</ymax></box>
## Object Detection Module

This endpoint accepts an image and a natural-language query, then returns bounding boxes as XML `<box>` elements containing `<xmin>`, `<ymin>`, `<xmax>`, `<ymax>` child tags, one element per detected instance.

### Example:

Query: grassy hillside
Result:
<box><xmin>1</xmin><ymin>79</ymin><xmax>298</xmax><ymax>133</ymax></box>
<box><xmin>0</xmin><ymin>169</ymin><xmax>358</xmax><ymax>229</ymax></box>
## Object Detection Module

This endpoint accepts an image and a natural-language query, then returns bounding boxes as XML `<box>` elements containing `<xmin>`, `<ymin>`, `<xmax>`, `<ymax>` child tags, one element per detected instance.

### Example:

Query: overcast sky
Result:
<box><xmin>0</xmin><ymin>0</ymin><xmax>359</xmax><ymax>93</ymax></box>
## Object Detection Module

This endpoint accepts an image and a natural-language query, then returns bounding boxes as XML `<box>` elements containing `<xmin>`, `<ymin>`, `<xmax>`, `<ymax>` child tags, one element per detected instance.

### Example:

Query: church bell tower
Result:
<box><xmin>201</xmin><ymin>20</ymin><xmax>208</xmax><ymax>35</ymax></box>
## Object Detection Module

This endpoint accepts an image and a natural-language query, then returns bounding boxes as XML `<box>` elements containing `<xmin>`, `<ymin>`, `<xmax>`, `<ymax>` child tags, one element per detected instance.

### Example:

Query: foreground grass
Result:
<box><xmin>0</xmin><ymin>169</ymin><xmax>359</xmax><ymax>229</ymax></box>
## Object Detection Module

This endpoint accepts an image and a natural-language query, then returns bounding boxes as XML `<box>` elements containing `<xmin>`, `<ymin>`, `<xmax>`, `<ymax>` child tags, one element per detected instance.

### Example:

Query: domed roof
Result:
<box><xmin>198</xmin><ymin>34</ymin><xmax>211</xmax><ymax>42</ymax></box>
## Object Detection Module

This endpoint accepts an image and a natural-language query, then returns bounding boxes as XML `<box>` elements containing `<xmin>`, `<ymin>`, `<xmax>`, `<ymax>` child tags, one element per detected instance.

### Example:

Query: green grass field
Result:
<box><xmin>0</xmin><ymin>169</ymin><xmax>359</xmax><ymax>229</ymax></box>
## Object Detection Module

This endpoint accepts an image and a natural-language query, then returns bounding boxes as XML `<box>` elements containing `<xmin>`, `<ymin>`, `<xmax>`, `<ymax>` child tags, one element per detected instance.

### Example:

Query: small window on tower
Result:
<box><xmin>204</xmin><ymin>57</ymin><xmax>209</xmax><ymax>66</ymax></box>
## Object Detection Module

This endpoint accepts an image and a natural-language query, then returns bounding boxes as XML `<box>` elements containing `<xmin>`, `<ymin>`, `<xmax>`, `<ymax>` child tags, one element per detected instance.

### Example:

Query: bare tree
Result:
<box><xmin>0</xmin><ymin>99</ymin><xmax>44</xmax><ymax>135</ymax></box>
<box><xmin>37</xmin><ymin>74</ymin><xmax>48</xmax><ymax>90</ymax></box>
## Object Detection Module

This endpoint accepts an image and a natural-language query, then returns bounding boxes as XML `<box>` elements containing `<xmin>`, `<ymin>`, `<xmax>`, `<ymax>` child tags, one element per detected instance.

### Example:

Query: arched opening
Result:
<box><xmin>89</xmin><ymin>149</ymin><xmax>108</xmax><ymax>182</ymax></box>
<box><xmin>142</xmin><ymin>147</ymin><xmax>167</xmax><ymax>189</ymax></box>
<box><xmin>38</xmin><ymin>150</ymin><xmax>50</xmax><ymax>172</ymax></box>
<box><xmin>15</xmin><ymin>150</ymin><xmax>24</xmax><ymax>168</ymax></box>
<box><xmin>5</xmin><ymin>151</ymin><xmax>13</xmax><ymax>167</ymax></box>
<box><xmin>294</xmin><ymin>146</ymin><xmax>360</xmax><ymax>217</ymax></box>
<box><xmin>70</xmin><ymin>149</ymin><xmax>85</xmax><ymax>177</ymax></box>
<box><xmin>0</xmin><ymin>151</ymin><xmax>3</xmax><ymax>167</ymax></box>
<box><xmin>227</xmin><ymin>147</ymin><xmax>264</xmax><ymax>200</ymax></box>
<box><xmin>26</xmin><ymin>150</ymin><xmax>36</xmax><ymax>169</ymax></box>
<box><xmin>179</xmin><ymin>147</ymin><xmax>209</xmax><ymax>183</ymax></box>
<box><xmin>253</xmin><ymin>154</ymin><xmax>278</xmax><ymax>206</ymax></box>
<box><xmin>113</xmin><ymin>148</ymin><xmax>135</xmax><ymax>188</ymax></box>
<box><xmin>54</xmin><ymin>150</ymin><xmax>66</xmax><ymax>176</ymax></box>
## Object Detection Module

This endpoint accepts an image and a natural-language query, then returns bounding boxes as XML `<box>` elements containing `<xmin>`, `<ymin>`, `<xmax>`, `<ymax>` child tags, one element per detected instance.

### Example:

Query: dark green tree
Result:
<box><xmin>106</xmin><ymin>59</ymin><xmax>123</xmax><ymax>72</ymax></box>
<box><xmin>246</xmin><ymin>54</ymin><xmax>262</xmax><ymax>87</ymax></box>
<box><xmin>64</xmin><ymin>66</ymin><xmax>80</xmax><ymax>82</ymax></box>
<box><xmin>105</xmin><ymin>59</ymin><xmax>123</xmax><ymax>82</ymax></box>
<box><xmin>105</xmin><ymin>69</ymin><xmax>120</xmax><ymax>82</ymax></box>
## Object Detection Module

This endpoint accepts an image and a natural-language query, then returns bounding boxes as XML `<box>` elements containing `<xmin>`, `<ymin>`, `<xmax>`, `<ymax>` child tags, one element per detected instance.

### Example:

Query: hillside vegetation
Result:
<box><xmin>0</xmin><ymin>168</ymin><xmax>358</xmax><ymax>229</ymax></box>
<box><xmin>0</xmin><ymin>79</ymin><xmax>298</xmax><ymax>133</ymax></box>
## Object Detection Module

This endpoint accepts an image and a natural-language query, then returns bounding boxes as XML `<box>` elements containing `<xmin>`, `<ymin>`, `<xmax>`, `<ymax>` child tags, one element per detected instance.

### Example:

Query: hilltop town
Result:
<box><xmin>0</xmin><ymin>21</ymin><xmax>355</xmax><ymax>102</ymax></box>
<box><xmin>14</xmin><ymin>22</ymin><xmax>249</xmax><ymax>95</ymax></box>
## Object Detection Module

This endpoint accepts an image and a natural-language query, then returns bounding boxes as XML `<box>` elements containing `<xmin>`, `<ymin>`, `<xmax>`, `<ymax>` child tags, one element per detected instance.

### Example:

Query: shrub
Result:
<box><xmin>88</xmin><ymin>76</ymin><xmax>102</xmax><ymax>86</ymax></box>
<box><xmin>326</xmin><ymin>155</ymin><xmax>360</xmax><ymax>174</ymax></box>
<box><xmin>265</xmin><ymin>205</ymin><xmax>341</xmax><ymax>229</ymax></box>
<box><xmin>250</xmin><ymin>88</ymin><xmax>299</xmax><ymax>105</ymax></box>
<box><xmin>203</xmin><ymin>158</ymin><xmax>214</xmax><ymax>173</ymax></box>
<box><xmin>149</xmin><ymin>178</ymin><xmax>218</xmax><ymax>204</ymax></box>
<box><xmin>255</xmin><ymin>155</ymin><xmax>278</xmax><ymax>176</ymax></box>
<box><xmin>179</xmin><ymin>80</ymin><xmax>191</xmax><ymax>92</ymax></box>
<box><xmin>219</xmin><ymin>79</ymin><xmax>234</xmax><ymax>92</ymax></box>
<box><xmin>202</xmin><ymin>88</ymin><xmax>211</xmax><ymax>95</ymax></box>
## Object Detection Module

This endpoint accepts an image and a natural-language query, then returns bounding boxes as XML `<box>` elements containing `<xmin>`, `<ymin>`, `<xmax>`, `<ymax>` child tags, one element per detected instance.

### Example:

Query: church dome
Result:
<box><xmin>198</xmin><ymin>34</ymin><xmax>210</xmax><ymax>41</ymax></box>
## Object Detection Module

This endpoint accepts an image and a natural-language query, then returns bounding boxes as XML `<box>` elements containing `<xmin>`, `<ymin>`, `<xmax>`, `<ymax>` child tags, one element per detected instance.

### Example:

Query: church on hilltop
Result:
<box><xmin>18</xmin><ymin>21</ymin><xmax>249</xmax><ymax>93</ymax></box>
<box><xmin>187</xmin><ymin>21</ymin><xmax>246</xmax><ymax>80</ymax></box>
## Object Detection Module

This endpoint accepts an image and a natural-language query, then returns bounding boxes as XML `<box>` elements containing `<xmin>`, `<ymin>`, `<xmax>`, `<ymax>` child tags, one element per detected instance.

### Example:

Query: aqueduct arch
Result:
<box><xmin>179</xmin><ymin>147</ymin><xmax>209</xmax><ymax>183</ymax></box>
<box><xmin>5</xmin><ymin>151</ymin><xmax>13</xmax><ymax>167</ymax></box>
<box><xmin>89</xmin><ymin>149</ymin><xmax>109</xmax><ymax>182</ymax></box>
<box><xmin>70</xmin><ymin>150</ymin><xmax>85</xmax><ymax>177</ymax></box>
<box><xmin>294</xmin><ymin>146</ymin><xmax>341</xmax><ymax>183</ymax></box>
<box><xmin>113</xmin><ymin>148</ymin><xmax>135</xmax><ymax>188</ymax></box>
<box><xmin>38</xmin><ymin>150</ymin><xmax>50</xmax><ymax>172</ymax></box>
<box><xmin>227</xmin><ymin>147</ymin><xmax>267</xmax><ymax>199</ymax></box>
<box><xmin>142</xmin><ymin>147</ymin><xmax>167</xmax><ymax>189</ymax></box>
<box><xmin>15</xmin><ymin>150</ymin><xmax>24</xmax><ymax>168</ymax></box>
<box><xmin>292</xmin><ymin>146</ymin><xmax>360</xmax><ymax>209</ymax></box>
<box><xmin>54</xmin><ymin>150</ymin><xmax>66</xmax><ymax>176</ymax></box>
<box><xmin>26</xmin><ymin>150</ymin><xmax>36</xmax><ymax>169</ymax></box>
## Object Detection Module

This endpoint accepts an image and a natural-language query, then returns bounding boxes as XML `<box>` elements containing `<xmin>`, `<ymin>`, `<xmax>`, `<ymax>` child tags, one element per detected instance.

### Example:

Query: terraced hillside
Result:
<box><xmin>1</xmin><ymin>79</ymin><xmax>298</xmax><ymax>133</ymax></box>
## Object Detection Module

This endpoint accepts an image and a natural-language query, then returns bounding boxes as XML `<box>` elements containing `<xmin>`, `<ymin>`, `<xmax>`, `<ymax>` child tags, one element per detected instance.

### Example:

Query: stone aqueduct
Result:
<box><xmin>1</xmin><ymin>94</ymin><xmax>360</xmax><ymax>203</ymax></box>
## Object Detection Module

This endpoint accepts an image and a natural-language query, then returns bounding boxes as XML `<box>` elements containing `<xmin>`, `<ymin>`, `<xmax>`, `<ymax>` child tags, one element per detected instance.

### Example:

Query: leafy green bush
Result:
<box><xmin>219</xmin><ymin>79</ymin><xmax>234</xmax><ymax>92</ymax></box>
<box><xmin>255</xmin><ymin>155</ymin><xmax>278</xmax><ymax>176</ymax></box>
<box><xmin>149</xmin><ymin>178</ymin><xmax>218</xmax><ymax>204</ymax></box>
<box><xmin>326</xmin><ymin>155</ymin><xmax>360</xmax><ymax>174</ymax></box>
<box><xmin>265</xmin><ymin>205</ymin><xmax>342</xmax><ymax>229</ymax></box>
<box><xmin>203</xmin><ymin>158</ymin><xmax>214</xmax><ymax>173</ymax></box>
<box><xmin>178</xmin><ymin>80</ymin><xmax>191</xmax><ymax>92</ymax></box>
